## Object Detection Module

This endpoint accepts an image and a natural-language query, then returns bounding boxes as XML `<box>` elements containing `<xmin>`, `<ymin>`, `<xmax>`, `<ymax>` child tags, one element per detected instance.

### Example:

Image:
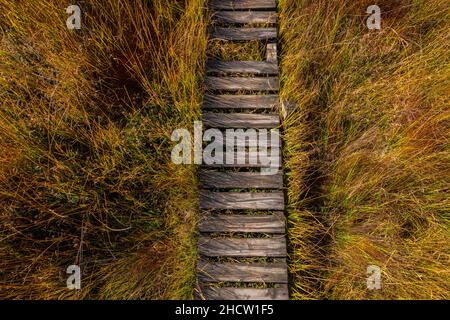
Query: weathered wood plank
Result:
<box><xmin>198</xmin><ymin>237</ymin><xmax>287</xmax><ymax>257</ymax></box>
<box><xmin>201</xmin><ymin>287</ymin><xmax>289</xmax><ymax>300</ymax></box>
<box><xmin>205</xmin><ymin>76</ymin><xmax>279</xmax><ymax>92</ymax></box>
<box><xmin>197</xmin><ymin>261</ymin><xmax>288</xmax><ymax>283</ymax></box>
<box><xmin>212</xmin><ymin>11</ymin><xmax>277</xmax><ymax>24</ymax></box>
<box><xmin>203</xmin><ymin>152</ymin><xmax>281</xmax><ymax>168</ymax></box>
<box><xmin>209</xmin><ymin>0</ymin><xmax>276</xmax><ymax>10</ymax></box>
<box><xmin>200</xmin><ymin>191</ymin><xmax>284</xmax><ymax>210</ymax></box>
<box><xmin>203</xmin><ymin>113</ymin><xmax>279</xmax><ymax>129</ymax></box>
<box><xmin>199</xmin><ymin>213</ymin><xmax>285</xmax><ymax>233</ymax></box>
<box><xmin>211</xmin><ymin>28</ymin><xmax>277</xmax><ymax>41</ymax></box>
<box><xmin>206</xmin><ymin>60</ymin><xmax>278</xmax><ymax>75</ymax></box>
<box><xmin>199</xmin><ymin>171</ymin><xmax>283</xmax><ymax>189</ymax></box>
<box><xmin>266</xmin><ymin>43</ymin><xmax>278</xmax><ymax>63</ymax></box>
<box><xmin>199</xmin><ymin>287</ymin><xmax>289</xmax><ymax>300</ymax></box>
<box><xmin>221</xmin><ymin>129</ymin><xmax>280</xmax><ymax>148</ymax></box>
<box><xmin>203</xmin><ymin>94</ymin><xmax>278</xmax><ymax>110</ymax></box>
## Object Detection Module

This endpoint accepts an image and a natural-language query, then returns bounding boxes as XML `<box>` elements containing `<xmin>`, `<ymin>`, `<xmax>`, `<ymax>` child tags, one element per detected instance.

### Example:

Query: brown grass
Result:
<box><xmin>0</xmin><ymin>0</ymin><xmax>207</xmax><ymax>299</ymax></box>
<box><xmin>279</xmin><ymin>0</ymin><xmax>449</xmax><ymax>299</ymax></box>
<box><xmin>1</xmin><ymin>0</ymin><xmax>448</xmax><ymax>301</ymax></box>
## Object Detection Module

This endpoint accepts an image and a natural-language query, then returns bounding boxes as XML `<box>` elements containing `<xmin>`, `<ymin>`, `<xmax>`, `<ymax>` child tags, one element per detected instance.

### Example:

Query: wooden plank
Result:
<box><xmin>197</xmin><ymin>261</ymin><xmax>288</xmax><ymax>283</ymax></box>
<box><xmin>200</xmin><ymin>287</ymin><xmax>288</xmax><ymax>300</ymax></box>
<box><xmin>211</xmin><ymin>28</ymin><xmax>277</xmax><ymax>41</ymax></box>
<box><xmin>266</xmin><ymin>43</ymin><xmax>278</xmax><ymax>63</ymax></box>
<box><xmin>219</xmin><ymin>129</ymin><xmax>280</xmax><ymax>149</ymax></box>
<box><xmin>200</xmin><ymin>191</ymin><xmax>284</xmax><ymax>210</ymax></box>
<box><xmin>206</xmin><ymin>60</ymin><xmax>278</xmax><ymax>75</ymax></box>
<box><xmin>199</xmin><ymin>213</ymin><xmax>285</xmax><ymax>233</ymax></box>
<box><xmin>212</xmin><ymin>11</ymin><xmax>277</xmax><ymax>24</ymax></box>
<box><xmin>202</xmin><ymin>132</ymin><xmax>281</xmax><ymax>167</ymax></box>
<box><xmin>198</xmin><ymin>237</ymin><xmax>287</xmax><ymax>257</ymax></box>
<box><xmin>203</xmin><ymin>113</ymin><xmax>279</xmax><ymax>129</ymax></box>
<box><xmin>209</xmin><ymin>0</ymin><xmax>276</xmax><ymax>10</ymax></box>
<box><xmin>205</xmin><ymin>77</ymin><xmax>279</xmax><ymax>92</ymax></box>
<box><xmin>221</xmin><ymin>129</ymin><xmax>280</xmax><ymax>148</ymax></box>
<box><xmin>203</xmin><ymin>94</ymin><xmax>278</xmax><ymax>110</ymax></box>
<box><xmin>203</xmin><ymin>152</ymin><xmax>281</xmax><ymax>168</ymax></box>
<box><xmin>199</xmin><ymin>171</ymin><xmax>283</xmax><ymax>189</ymax></box>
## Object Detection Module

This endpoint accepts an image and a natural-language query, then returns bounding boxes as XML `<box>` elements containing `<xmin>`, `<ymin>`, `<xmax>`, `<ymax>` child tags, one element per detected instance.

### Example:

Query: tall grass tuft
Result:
<box><xmin>0</xmin><ymin>0</ymin><xmax>207</xmax><ymax>299</ymax></box>
<box><xmin>279</xmin><ymin>0</ymin><xmax>449</xmax><ymax>299</ymax></box>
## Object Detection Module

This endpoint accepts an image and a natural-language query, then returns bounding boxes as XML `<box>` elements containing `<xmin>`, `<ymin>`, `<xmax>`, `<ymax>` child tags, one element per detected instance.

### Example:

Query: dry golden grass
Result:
<box><xmin>0</xmin><ymin>0</ymin><xmax>207</xmax><ymax>299</ymax></box>
<box><xmin>279</xmin><ymin>0</ymin><xmax>449</xmax><ymax>299</ymax></box>
<box><xmin>1</xmin><ymin>0</ymin><xmax>448</xmax><ymax>301</ymax></box>
<box><xmin>207</xmin><ymin>40</ymin><xmax>266</xmax><ymax>61</ymax></box>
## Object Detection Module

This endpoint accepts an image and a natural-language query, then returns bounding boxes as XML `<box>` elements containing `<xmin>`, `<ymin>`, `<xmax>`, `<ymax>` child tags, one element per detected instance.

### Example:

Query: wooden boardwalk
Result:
<box><xmin>196</xmin><ymin>0</ymin><xmax>288</xmax><ymax>300</ymax></box>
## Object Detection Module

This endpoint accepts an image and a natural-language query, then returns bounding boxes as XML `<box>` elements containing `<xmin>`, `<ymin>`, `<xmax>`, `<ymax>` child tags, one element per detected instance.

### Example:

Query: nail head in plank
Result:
<box><xmin>197</xmin><ymin>261</ymin><xmax>288</xmax><ymax>283</ymax></box>
<box><xmin>205</xmin><ymin>76</ymin><xmax>279</xmax><ymax>92</ymax></box>
<box><xmin>200</xmin><ymin>191</ymin><xmax>285</xmax><ymax>210</ymax></box>
<box><xmin>209</xmin><ymin>0</ymin><xmax>276</xmax><ymax>10</ymax></box>
<box><xmin>204</xmin><ymin>94</ymin><xmax>279</xmax><ymax>110</ymax></box>
<box><xmin>198</xmin><ymin>237</ymin><xmax>287</xmax><ymax>257</ymax></box>
<box><xmin>206</xmin><ymin>60</ymin><xmax>278</xmax><ymax>75</ymax></box>
<box><xmin>212</xmin><ymin>11</ymin><xmax>277</xmax><ymax>24</ymax></box>
<box><xmin>211</xmin><ymin>28</ymin><xmax>277</xmax><ymax>41</ymax></box>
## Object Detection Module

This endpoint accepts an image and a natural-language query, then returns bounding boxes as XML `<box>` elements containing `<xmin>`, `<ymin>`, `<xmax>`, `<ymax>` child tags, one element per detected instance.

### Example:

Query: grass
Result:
<box><xmin>1</xmin><ymin>0</ymin><xmax>448</xmax><ymax>301</ymax></box>
<box><xmin>279</xmin><ymin>0</ymin><xmax>449</xmax><ymax>299</ymax></box>
<box><xmin>207</xmin><ymin>40</ymin><xmax>266</xmax><ymax>61</ymax></box>
<box><xmin>0</xmin><ymin>0</ymin><xmax>207</xmax><ymax>299</ymax></box>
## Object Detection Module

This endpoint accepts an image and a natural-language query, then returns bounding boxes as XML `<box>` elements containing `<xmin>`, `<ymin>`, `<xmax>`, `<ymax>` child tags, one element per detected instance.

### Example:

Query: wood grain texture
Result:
<box><xmin>199</xmin><ymin>213</ymin><xmax>285</xmax><ymax>233</ymax></box>
<box><xmin>266</xmin><ymin>43</ymin><xmax>278</xmax><ymax>63</ymax></box>
<box><xmin>200</xmin><ymin>287</ymin><xmax>288</xmax><ymax>300</ymax></box>
<box><xmin>205</xmin><ymin>76</ymin><xmax>279</xmax><ymax>92</ymax></box>
<box><xmin>211</xmin><ymin>28</ymin><xmax>277</xmax><ymax>41</ymax></box>
<box><xmin>203</xmin><ymin>152</ymin><xmax>281</xmax><ymax>168</ymax></box>
<box><xmin>209</xmin><ymin>0</ymin><xmax>276</xmax><ymax>10</ymax></box>
<box><xmin>220</xmin><ymin>129</ymin><xmax>280</xmax><ymax>148</ymax></box>
<box><xmin>199</xmin><ymin>286</ymin><xmax>289</xmax><ymax>300</ymax></box>
<box><xmin>199</xmin><ymin>171</ymin><xmax>283</xmax><ymax>189</ymax></box>
<box><xmin>198</xmin><ymin>214</ymin><xmax>285</xmax><ymax>233</ymax></box>
<box><xmin>197</xmin><ymin>261</ymin><xmax>288</xmax><ymax>283</ymax></box>
<box><xmin>201</xmin><ymin>287</ymin><xmax>288</xmax><ymax>300</ymax></box>
<box><xmin>203</xmin><ymin>94</ymin><xmax>278</xmax><ymax>110</ymax></box>
<box><xmin>200</xmin><ymin>191</ymin><xmax>284</xmax><ymax>210</ymax></box>
<box><xmin>196</xmin><ymin>2</ymin><xmax>287</xmax><ymax>300</ymax></box>
<box><xmin>203</xmin><ymin>113</ymin><xmax>279</xmax><ymax>129</ymax></box>
<box><xmin>209</xmin><ymin>128</ymin><xmax>281</xmax><ymax>152</ymax></box>
<box><xmin>212</xmin><ymin>11</ymin><xmax>277</xmax><ymax>24</ymax></box>
<box><xmin>198</xmin><ymin>236</ymin><xmax>287</xmax><ymax>257</ymax></box>
<box><xmin>206</xmin><ymin>60</ymin><xmax>278</xmax><ymax>75</ymax></box>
